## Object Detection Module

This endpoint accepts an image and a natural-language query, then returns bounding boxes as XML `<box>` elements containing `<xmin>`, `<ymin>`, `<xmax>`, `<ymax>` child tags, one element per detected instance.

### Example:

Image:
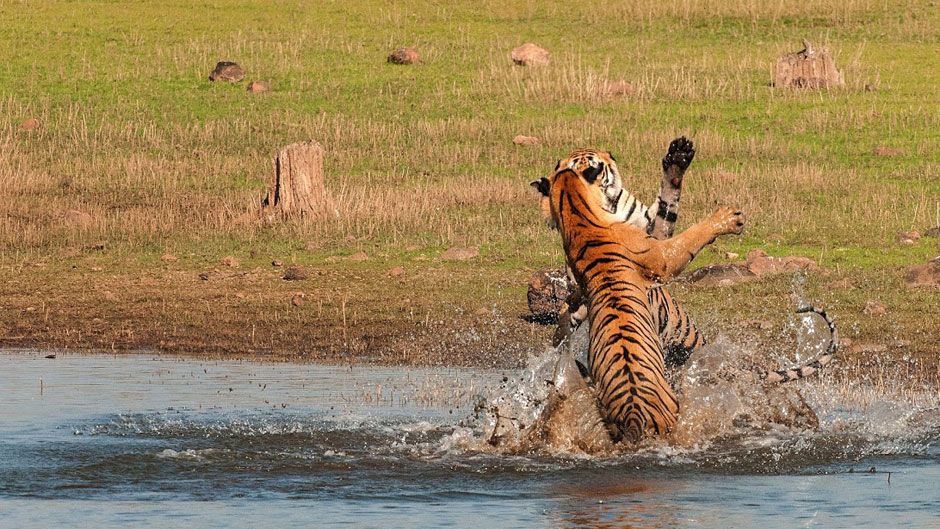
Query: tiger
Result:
<box><xmin>533</xmin><ymin>156</ymin><xmax>747</xmax><ymax>442</ymax></box>
<box><xmin>540</xmin><ymin>138</ymin><xmax>705</xmax><ymax>370</ymax></box>
<box><xmin>532</xmin><ymin>149</ymin><xmax>839</xmax><ymax>442</ymax></box>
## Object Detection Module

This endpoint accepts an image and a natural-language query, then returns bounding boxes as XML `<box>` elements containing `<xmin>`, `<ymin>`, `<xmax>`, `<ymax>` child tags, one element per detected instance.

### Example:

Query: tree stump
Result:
<box><xmin>261</xmin><ymin>141</ymin><xmax>330</xmax><ymax>220</ymax></box>
<box><xmin>773</xmin><ymin>41</ymin><xmax>844</xmax><ymax>89</ymax></box>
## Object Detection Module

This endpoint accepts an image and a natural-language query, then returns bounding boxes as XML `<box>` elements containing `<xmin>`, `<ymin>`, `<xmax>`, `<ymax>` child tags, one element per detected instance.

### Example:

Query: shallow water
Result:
<box><xmin>2</xmin><ymin>351</ymin><xmax>939</xmax><ymax>528</ymax></box>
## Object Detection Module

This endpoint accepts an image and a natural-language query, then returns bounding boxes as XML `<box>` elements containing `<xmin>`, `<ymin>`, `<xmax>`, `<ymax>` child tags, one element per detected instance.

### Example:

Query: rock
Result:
<box><xmin>511</xmin><ymin>43</ymin><xmax>550</xmax><ymax>66</ymax></box>
<box><xmin>387</xmin><ymin>47</ymin><xmax>420</xmax><ymax>65</ymax></box>
<box><xmin>745</xmin><ymin>249</ymin><xmax>818</xmax><ymax>277</ymax></box>
<box><xmin>725</xmin><ymin>252</ymin><xmax>740</xmax><ymax>260</ymax></box>
<box><xmin>198</xmin><ymin>272</ymin><xmax>210</xmax><ymax>281</ymax></box>
<box><xmin>864</xmin><ymin>83</ymin><xmax>878</xmax><ymax>92</ymax></box>
<box><xmin>526</xmin><ymin>268</ymin><xmax>571</xmax><ymax>321</ymax></box>
<box><xmin>220</xmin><ymin>256</ymin><xmax>240</xmax><ymax>267</ymax></box>
<box><xmin>271</xmin><ymin>260</ymin><xmax>283</xmax><ymax>267</ymax></box>
<box><xmin>441</xmin><ymin>247</ymin><xmax>479</xmax><ymax>261</ymax></box>
<box><xmin>291</xmin><ymin>292</ymin><xmax>305</xmax><ymax>307</ymax></box>
<box><xmin>209</xmin><ymin>61</ymin><xmax>244</xmax><ymax>82</ymax></box>
<box><xmin>63</xmin><ymin>209</ymin><xmax>94</xmax><ymax>227</ymax></box>
<box><xmin>923</xmin><ymin>226</ymin><xmax>940</xmax><ymax>238</ymax></box>
<box><xmin>246</xmin><ymin>80</ymin><xmax>270</xmax><ymax>93</ymax></box>
<box><xmin>863</xmin><ymin>300</ymin><xmax>886</xmax><ymax>316</ymax></box>
<box><xmin>160</xmin><ymin>254</ymin><xmax>178</xmax><ymax>262</ymax></box>
<box><xmin>687</xmin><ymin>263</ymin><xmax>756</xmax><ymax>286</ymax></box>
<box><xmin>874</xmin><ymin>146</ymin><xmax>904</xmax><ymax>157</ymax></box>
<box><xmin>388</xmin><ymin>266</ymin><xmax>405</xmax><ymax>278</ymax></box>
<box><xmin>897</xmin><ymin>230</ymin><xmax>921</xmax><ymax>243</ymax></box>
<box><xmin>850</xmin><ymin>343</ymin><xmax>888</xmax><ymax>355</ymax></box>
<box><xmin>348</xmin><ymin>251</ymin><xmax>369</xmax><ymax>262</ymax></box>
<box><xmin>20</xmin><ymin>118</ymin><xmax>40</xmax><ymax>131</ymax></box>
<box><xmin>904</xmin><ymin>258</ymin><xmax>940</xmax><ymax>288</ymax></box>
<box><xmin>600</xmin><ymin>80</ymin><xmax>635</xmax><ymax>97</ymax></box>
<box><xmin>512</xmin><ymin>135</ymin><xmax>540</xmax><ymax>146</ymax></box>
<box><xmin>282</xmin><ymin>266</ymin><xmax>308</xmax><ymax>281</ymax></box>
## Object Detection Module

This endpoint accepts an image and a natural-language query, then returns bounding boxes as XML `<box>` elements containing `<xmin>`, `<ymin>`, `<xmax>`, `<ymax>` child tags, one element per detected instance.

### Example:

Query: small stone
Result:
<box><xmin>348</xmin><ymin>251</ymin><xmax>369</xmax><ymax>262</ymax></box>
<box><xmin>441</xmin><ymin>247</ymin><xmax>479</xmax><ymax>261</ymax></box>
<box><xmin>862</xmin><ymin>300</ymin><xmax>886</xmax><ymax>316</ymax></box>
<box><xmin>904</xmin><ymin>258</ymin><xmax>940</xmax><ymax>288</ymax></box>
<box><xmin>873</xmin><ymin>146</ymin><xmax>904</xmax><ymax>157</ymax></box>
<box><xmin>872</xmin><ymin>145</ymin><xmax>904</xmax><ymax>158</ymax></box>
<box><xmin>923</xmin><ymin>226</ymin><xmax>940</xmax><ymax>238</ymax></box>
<box><xmin>387</xmin><ymin>47</ymin><xmax>420</xmax><ymax>65</ymax></box>
<box><xmin>63</xmin><ymin>209</ymin><xmax>94</xmax><ymax>227</ymax></box>
<box><xmin>725</xmin><ymin>252</ymin><xmax>740</xmax><ymax>260</ymax></box>
<box><xmin>246</xmin><ymin>80</ymin><xmax>270</xmax><ymax>93</ymax></box>
<box><xmin>283</xmin><ymin>266</ymin><xmax>308</xmax><ymax>281</ymax></box>
<box><xmin>600</xmin><ymin>80</ymin><xmax>635</xmax><ymax>97</ymax></box>
<box><xmin>209</xmin><ymin>61</ymin><xmax>244</xmax><ymax>82</ymax></box>
<box><xmin>291</xmin><ymin>292</ymin><xmax>305</xmax><ymax>307</ymax></box>
<box><xmin>198</xmin><ymin>272</ymin><xmax>210</xmax><ymax>281</ymax></box>
<box><xmin>511</xmin><ymin>43</ymin><xmax>550</xmax><ymax>66</ymax></box>
<box><xmin>897</xmin><ymin>230</ymin><xmax>921</xmax><ymax>243</ymax></box>
<box><xmin>20</xmin><ymin>118</ymin><xmax>40</xmax><ymax>131</ymax></box>
<box><xmin>864</xmin><ymin>83</ymin><xmax>878</xmax><ymax>92</ymax></box>
<box><xmin>512</xmin><ymin>135</ymin><xmax>540</xmax><ymax>146</ymax></box>
<box><xmin>687</xmin><ymin>263</ymin><xmax>756</xmax><ymax>286</ymax></box>
<box><xmin>220</xmin><ymin>256</ymin><xmax>240</xmax><ymax>267</ymax></box>
<box><xmin>160</xmin><ymin>254</ymin><xmax>178</xmax><ymax>262</ymax></box>
<box><xmin>272</xmin><ymin>260</ymin><xmax>283</xmax><ymax>267</ymax></box>
<box><xmin>850</xmin><ymin>343</ymin><xmax>888</xmax><ymax>355</ymax></box>
<box><xmin>388</xmin><ymin>266</ymin><xmax>405</xmax><ymax>278</ymax></box>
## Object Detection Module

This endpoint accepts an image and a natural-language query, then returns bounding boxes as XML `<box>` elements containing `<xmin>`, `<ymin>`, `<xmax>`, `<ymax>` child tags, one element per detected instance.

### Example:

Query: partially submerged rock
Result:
<box><xmin>511</xmin><ymin>43</ymin><xmax>549</xmax><ymax>66</ymax></box>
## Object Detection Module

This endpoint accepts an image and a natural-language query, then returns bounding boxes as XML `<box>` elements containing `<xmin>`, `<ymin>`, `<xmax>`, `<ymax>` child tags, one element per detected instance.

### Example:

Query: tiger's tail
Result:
<box><xmin>759</xmin><ymin>306</ymin><xmax>838</xmax><ymax>383</ymax></box>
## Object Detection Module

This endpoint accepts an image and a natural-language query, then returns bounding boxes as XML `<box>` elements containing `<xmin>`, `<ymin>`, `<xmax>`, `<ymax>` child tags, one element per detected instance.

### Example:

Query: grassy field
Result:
<box><xmin>0</xmin><ymin>1</ymin><xmax>937</xmax><ymax>370</ymax></box>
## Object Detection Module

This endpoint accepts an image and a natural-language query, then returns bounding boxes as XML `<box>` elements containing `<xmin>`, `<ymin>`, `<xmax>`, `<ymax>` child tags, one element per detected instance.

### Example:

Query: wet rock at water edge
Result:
<box><xmin>526</xmin><ymin>268</ymin><xmax>571</xmax><ymax>323</ymax></box>
<box><xmin>209</xmin><ymin>61</ymin><xmax>245</xmax><ymax>82</ymax></box>
<box><xmin>387</xmin><ymin>47</ymin><xmax>420</xmax><ymax>65</ymax></box>
<box><xmin>511</xmin><ymin>43</ymin><xmax>550</xmax><ymax>66</ymax></box>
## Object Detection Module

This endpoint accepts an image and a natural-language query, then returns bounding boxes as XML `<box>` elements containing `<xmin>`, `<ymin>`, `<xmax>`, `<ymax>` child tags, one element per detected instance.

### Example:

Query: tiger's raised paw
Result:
<box><xmin>709</xmin><ymin>206</ymin><xmax>746</xmax><ymax>235</ymax></box>
<box><xmin>662</xmin><ymin>136</ymin><xmax>695</xmax><ymax>188</ymax></box>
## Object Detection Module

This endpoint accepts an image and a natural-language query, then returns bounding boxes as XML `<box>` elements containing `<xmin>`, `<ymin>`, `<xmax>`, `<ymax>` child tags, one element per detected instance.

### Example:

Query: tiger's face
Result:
<box><xmin>531</xmin><ymin>149</ymin><xmax>625</xmax><ymax>228</ymax></box>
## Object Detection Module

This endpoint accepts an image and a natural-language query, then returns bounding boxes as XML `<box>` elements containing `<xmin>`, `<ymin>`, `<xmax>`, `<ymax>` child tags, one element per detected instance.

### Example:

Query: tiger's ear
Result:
<box><xmin>530</xmin><ymin>177</ymin><xmax>550</xmax><ymax>196</ymax></box>
<box><xmin>581</xmin><ymin>162</ymin><xmax>605</xmax><ymax>183</ymax></box>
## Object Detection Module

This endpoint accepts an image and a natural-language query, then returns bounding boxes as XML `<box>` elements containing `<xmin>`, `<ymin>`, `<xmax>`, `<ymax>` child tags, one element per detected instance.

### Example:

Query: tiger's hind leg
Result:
<box><xmin>648</xmin><ymin>136</ymin><xmax>695</xmax><ymax>240</ymax></box>
<box><xmin>648</xmin><ymin>286</ymin><xmax>706</xmax><ymax>369</ymax></box>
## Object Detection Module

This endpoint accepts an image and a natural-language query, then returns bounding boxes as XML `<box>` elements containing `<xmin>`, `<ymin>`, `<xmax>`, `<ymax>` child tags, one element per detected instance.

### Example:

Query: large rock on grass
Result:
<box><xmin>387</xmin><ymin>47</ymin><xmax>420</xmax><ymax>65</ymax></box>
<box><xmin>209</xmin><ymin>61</ymin><xmax>245</xmax><ymax>82</ymax></box>
<box><xmin>511</xmin><ymin>43</ymin><xmax>550</xmax><ymax>66</ymax></box>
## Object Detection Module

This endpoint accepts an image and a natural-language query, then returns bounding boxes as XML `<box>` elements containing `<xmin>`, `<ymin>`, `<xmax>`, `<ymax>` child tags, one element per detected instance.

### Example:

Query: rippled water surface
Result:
<box><xmin>2</xmin><ymin>351</ymin><xmax>939</xmax><ymax>528</ymax></box>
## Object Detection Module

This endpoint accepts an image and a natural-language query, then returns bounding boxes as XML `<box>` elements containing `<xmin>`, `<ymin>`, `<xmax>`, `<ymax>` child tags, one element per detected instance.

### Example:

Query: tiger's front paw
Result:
<box><xmin>662</xmin><ymin>136</ymin><xmax>695</xmax><ymax>188</ymax></box>
<box><xmin>709</xmin><ymin>206</ymin><xmax>745</xmax><ymax>236</ymax></box>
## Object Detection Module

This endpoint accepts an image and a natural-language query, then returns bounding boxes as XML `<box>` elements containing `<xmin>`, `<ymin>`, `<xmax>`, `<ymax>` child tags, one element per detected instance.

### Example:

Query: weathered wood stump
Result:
<box><xmin>773</xmin><ymin>41</ymin><xmax>843</xmax><ymax>89</ymax></box>
<box><xmin>261</xmin><ymin>141</ymin><xmax>330</xmax><ymax>220</ymax></box>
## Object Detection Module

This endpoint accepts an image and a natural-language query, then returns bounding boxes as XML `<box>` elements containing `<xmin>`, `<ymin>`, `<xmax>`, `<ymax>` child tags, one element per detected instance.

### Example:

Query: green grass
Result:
<box><xmin>0</xmin><ymin>1</ymin><xmax>938</xmax><ymax>362</ymax></box>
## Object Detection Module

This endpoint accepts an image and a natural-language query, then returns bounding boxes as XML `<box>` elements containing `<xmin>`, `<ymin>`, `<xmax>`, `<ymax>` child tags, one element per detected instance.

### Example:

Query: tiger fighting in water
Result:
<box><xmin>530</xmin><ymin>138</ymin><xmax>838</xmax><ymax>444</ymax></box>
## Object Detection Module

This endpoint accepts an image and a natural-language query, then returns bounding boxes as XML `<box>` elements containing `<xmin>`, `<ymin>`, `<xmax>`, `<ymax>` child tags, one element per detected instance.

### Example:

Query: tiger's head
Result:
<box><xmin>530</xmin><ymin>148</ymin><xmax>625</xmax><ymax>228</ymax></box>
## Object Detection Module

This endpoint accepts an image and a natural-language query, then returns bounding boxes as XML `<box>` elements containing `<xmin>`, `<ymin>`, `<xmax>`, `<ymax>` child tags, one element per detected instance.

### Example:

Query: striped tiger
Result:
<box><xmin>533</xmin><ymin>158</ymin><xmax>746</xmax><ymax>442</ymax></box>
<box><xmin>542</xmin><ymin>138</ymin><xmax>705</xmax><ymax>369</ymax></box>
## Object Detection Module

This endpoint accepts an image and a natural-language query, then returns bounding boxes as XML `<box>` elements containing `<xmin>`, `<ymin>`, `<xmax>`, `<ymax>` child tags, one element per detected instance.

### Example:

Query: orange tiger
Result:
<box><xmin>533</xmin><ymin>158</ymin><xmax>745</xmax><ymax>442</ymax></box>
